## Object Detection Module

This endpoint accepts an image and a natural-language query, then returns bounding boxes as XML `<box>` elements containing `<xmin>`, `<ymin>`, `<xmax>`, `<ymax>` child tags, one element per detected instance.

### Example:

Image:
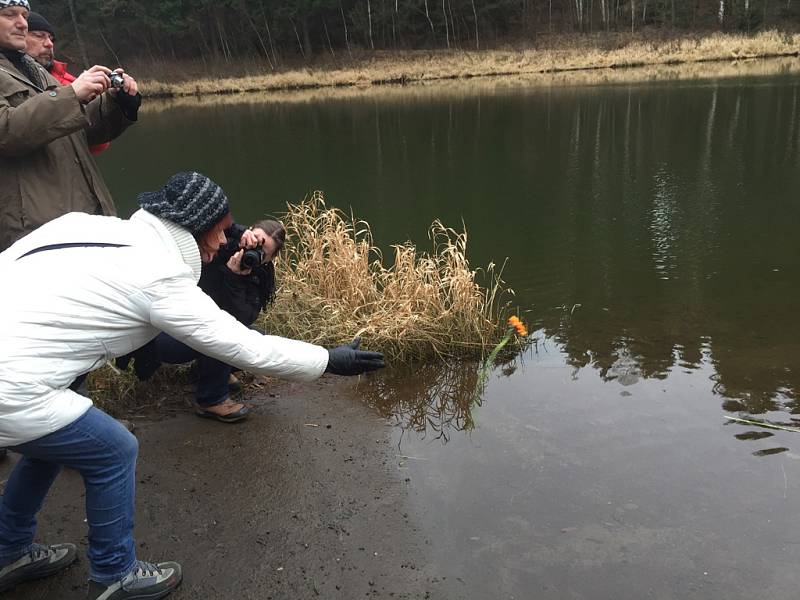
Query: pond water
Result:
<box><xmin>99</xmin><ymin>64</ymin><xmax>800</xmax><ymax>599</ymax></box>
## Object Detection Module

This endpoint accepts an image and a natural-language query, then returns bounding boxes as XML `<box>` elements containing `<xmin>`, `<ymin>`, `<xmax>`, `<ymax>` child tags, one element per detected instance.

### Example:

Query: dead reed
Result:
<box><xmin>257</xmin><ymin>192</ymin><xmax>512</xmax><ymax>362</ymax></box>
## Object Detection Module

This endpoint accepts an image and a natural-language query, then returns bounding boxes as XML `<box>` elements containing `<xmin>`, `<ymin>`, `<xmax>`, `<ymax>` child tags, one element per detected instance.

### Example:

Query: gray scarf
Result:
<box><xmin>1</xmin><ymin>48</ymin><xmax>46</xmax><ymax>90</ymax></box>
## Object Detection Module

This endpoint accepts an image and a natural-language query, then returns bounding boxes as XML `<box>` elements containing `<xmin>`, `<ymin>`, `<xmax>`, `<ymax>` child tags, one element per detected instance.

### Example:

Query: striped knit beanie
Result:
<box><xmin>0</xmin><ymin>1</ymin><xmax>30</xmax><ymax>10</ymax></box>
<box><xmin>137</xmin><ymin>172</ymin><xmax>230</xmax><ymax>235</ymax></box>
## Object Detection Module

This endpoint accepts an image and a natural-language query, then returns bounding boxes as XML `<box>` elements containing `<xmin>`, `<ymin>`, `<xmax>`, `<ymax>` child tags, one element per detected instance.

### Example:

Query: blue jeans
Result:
<box><xmin>0</xmin><ymin>407</ymin><xmax>138</xmax><ymax>584</ymax></box>
<box><xmin>154</xmin><ymin>333</ymin><xmax>231</xmax><ymax>407</ymax></box>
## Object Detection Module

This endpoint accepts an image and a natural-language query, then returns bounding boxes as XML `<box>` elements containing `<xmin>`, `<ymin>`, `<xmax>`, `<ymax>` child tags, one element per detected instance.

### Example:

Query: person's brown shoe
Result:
<box><xmin>194</xmin><ymin>397</ymin><xmax>249</xmax><ymax>423</ymax></box>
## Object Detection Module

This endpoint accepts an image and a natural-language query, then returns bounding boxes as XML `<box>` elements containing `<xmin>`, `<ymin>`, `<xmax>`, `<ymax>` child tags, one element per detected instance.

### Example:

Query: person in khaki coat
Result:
<box><xmin>0</xmin><ymin>0</ymin><xmax>140</xmax><ymax>251</ymax></box>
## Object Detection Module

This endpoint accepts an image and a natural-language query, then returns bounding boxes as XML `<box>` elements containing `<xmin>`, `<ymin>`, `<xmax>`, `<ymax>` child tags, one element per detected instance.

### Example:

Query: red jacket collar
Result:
<box><xmin>49</xmin><ymin>60</ymin><xmax>75</xmax><ymax>84</ymax></box>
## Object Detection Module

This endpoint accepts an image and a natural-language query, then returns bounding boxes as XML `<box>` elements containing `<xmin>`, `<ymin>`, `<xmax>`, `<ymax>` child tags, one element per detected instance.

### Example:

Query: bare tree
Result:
<box><xmin>66</xmin><ymin>0</ymin><xmax>89</xmax><ymax>67</ymax></box>
<box><xmin>323</xmin><ymin>18</ymin><xmax>336</xmax><ymax>58</ymax></box>
<box><xmin>575</xmin><ymin>0</ymin><xmax>584</xmax><ymax>30</ymax></box>
<box><xmin>443</xmin><ymin>0</ymin><xmax>451</xmax><ymax>47</ymax></box>
<box><xmin>340</xmin><ymin>1</ymin><xmax>353</xmax><ymax>59</ymax></box>
<box><xmin>241</xmin><ymin>0</ymin><xmax>274</xmax><ymax>69</ymax></box>
<box><xmin>471</xmin><ymin>0</ymin><xmax>479</xmax><ymax>49</ymax></box>
<box><xmin>290</xmin><ymin>18</ymin><xmax>307</xmax><ymax>59</ymax></box>
<box><xmin>424</xmin><ymin>0</ymin><xmax>436</xmax><ymax>36</ymax></box>
<box><xmin>367</xmin><ymin>0</ymin><xmax>375</xmax><ymax>49</ymax></box>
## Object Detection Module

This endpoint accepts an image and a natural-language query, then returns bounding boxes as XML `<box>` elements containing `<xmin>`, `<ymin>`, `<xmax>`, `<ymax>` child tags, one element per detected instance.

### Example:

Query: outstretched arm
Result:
<box><xmin>147</xmin><ymin>273</ymin><xmax>384</xmax><ymax>381</ymax></box>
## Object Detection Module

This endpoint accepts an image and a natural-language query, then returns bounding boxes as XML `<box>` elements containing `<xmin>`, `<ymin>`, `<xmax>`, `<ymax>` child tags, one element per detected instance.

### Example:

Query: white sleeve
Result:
<box><xmin>147</xmin><ymin>273</ymin><xmax>329</xmax><ymax>382</ymax></box>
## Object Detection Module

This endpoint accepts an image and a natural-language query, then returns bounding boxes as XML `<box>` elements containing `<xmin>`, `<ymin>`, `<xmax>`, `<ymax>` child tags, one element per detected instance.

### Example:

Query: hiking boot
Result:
<box><xmin>87</xmin><ymin>560</ymin><xmax>182</xmax><ymax>600</ymax></box>
<box><xmin>0</xmin><ymin>543</ymin><xmax>77</xmax><ymax>592</ymax></box>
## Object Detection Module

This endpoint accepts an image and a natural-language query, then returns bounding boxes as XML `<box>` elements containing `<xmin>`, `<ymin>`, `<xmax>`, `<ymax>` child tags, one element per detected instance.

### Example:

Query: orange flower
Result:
<box><xmin>506</xmin><ymin>315</ymin><xmax>527</xmax><ymax>336</ymax></box>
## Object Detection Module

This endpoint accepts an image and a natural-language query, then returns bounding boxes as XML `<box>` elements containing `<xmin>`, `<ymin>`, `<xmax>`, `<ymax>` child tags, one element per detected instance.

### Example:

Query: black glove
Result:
<box><xmin>114</xmin><ymin>91</ymin><xmax>142</xmax><ymax>121</ymax></box>
<box><xmin>325</xmin><ymin>338</ymin><xmax>385</xmax><ymax>376</ymax></box>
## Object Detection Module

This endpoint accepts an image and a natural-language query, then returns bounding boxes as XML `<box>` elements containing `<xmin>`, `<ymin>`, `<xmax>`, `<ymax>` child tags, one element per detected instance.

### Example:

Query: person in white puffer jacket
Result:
<box><xmin>0</xmin><ymin>171</ymin><xmax>384</xmax><ymax>600</ymax></box>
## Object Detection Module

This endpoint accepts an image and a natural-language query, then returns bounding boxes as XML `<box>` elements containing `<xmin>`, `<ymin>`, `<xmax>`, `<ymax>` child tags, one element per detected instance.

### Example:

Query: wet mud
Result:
<box><xmin>1</xmin><ymin>377</ymin><xmax>445</xmax><ymax>600</ymax></box>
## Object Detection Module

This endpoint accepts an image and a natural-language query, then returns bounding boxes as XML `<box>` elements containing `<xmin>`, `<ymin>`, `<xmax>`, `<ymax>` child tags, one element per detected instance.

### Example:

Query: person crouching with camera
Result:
<box><xmin>118</xmin><ymin>219</ymin><xmax>286</xmax><ymax>423</ymax></box>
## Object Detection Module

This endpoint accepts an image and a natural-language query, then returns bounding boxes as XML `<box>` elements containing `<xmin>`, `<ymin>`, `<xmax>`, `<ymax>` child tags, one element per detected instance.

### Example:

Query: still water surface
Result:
<box><xmin>100</xmin><ymin>68</ymin><xmax>800</xmax><ymax>598</ymax></box>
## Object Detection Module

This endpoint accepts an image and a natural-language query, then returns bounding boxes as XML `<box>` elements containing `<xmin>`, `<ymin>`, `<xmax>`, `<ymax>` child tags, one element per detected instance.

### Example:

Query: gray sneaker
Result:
<box><xmin>0</xmin><ymin>542</ymin><xmax>77</xmax><ymax>592</ymax></box>
<box><xmin>87</xmin><ymin>560</ymin><xmax>182</xmax><ymax>600</ymax></box>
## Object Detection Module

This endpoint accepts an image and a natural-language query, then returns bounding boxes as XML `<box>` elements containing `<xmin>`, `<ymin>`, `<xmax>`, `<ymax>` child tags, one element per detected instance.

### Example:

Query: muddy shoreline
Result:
<box><xmin>2</xmin><ymin>377</ymin><xmax>448</xmax><ymax>600</ymax></box>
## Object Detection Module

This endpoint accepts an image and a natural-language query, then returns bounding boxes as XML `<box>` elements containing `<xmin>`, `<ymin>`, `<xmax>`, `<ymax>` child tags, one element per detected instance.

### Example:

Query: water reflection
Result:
<box><xmin>99</xmin><ymin>70</ymin><xmax>800</xmax><ymax>443</ymax></box>
<box><xmin>359</xmin><ymin>341</ymin><xmax>534</xmax><ymax>439</ymax></box>
<box><xmin>361</xmin><ymin>361</ymin><xmax>482</xmax><ymax>441</ymax></box>
<box><xmin>522</xmin><ymin>76</ymin><xmax>800</xmax><ymax>424</ymax></box>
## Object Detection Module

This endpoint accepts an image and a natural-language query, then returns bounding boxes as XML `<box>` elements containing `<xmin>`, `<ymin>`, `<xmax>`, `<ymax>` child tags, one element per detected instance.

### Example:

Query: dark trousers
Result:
<box><xmin>154</xmin><ymin>333</ymin><xmax>231</xmax><ymax>407</ymax></box>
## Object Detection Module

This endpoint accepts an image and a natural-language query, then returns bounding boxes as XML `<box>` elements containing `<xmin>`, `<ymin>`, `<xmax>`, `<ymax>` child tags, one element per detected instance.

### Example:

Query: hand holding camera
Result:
<box><xmin>71</xmin><ymin>65</ymin><xmax>112</xmax><ymax>103</ymax></box>
<box><xmin>108</xmin><ymin>69</ymin><xmax>138</xmax><ymax>97</ymax></box>
<box><xmin>109</xmin><ymin>72</ymin><xmax>124</xmax><ymax>89</ymax></box>
<box><xmin>226</xmin><ymin>228</ymin><xmax>268</xmax><ymax>275</ymax></box>
<box><xmin>72</xmin><ymin>66</ymin><xmax>138</xmax><ymax>103</ymax></box>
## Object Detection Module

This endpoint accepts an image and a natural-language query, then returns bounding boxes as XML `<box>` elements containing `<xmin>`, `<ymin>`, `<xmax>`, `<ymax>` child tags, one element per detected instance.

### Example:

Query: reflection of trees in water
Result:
<box><xmin>359</xmin><ymin>360</ymin><xmax>485</xmax><ymax>441</ymax></box>
<box><xmin>522</xmin><ymin>78</ymin><xmax>800</xmax><ymax>418</ymax></box>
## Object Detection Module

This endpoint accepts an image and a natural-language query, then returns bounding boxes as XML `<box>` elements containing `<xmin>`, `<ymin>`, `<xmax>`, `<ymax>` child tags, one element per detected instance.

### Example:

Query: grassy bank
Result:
<box><xmin>137</xmin><ymin>30</ymin><xmax>800</xmax><ymax>99</ymax></box>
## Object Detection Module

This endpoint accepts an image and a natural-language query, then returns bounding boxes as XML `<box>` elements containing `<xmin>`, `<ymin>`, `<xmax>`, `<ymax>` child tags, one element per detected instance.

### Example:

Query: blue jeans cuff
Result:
<box><xmin>89</xmin><ymin>556</ymin><xmax>138</xmax><ymax>585</ymax></box>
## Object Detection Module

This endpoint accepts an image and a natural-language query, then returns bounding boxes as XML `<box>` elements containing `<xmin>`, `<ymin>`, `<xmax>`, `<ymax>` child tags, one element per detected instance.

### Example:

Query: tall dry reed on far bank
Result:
<box><xmin>258</xmin><ymin>192</ymin><xmax>513</xmax><ymax>361</ymax></box>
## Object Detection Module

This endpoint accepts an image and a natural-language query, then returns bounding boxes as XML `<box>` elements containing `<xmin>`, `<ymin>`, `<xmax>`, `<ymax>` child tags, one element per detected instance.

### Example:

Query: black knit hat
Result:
<box><xmin>137</xmin><ymin>172</ymin><xmax>230</xmax><ymax>235</ymax></box>
<box><xmin>27</xmin><ymin>12</ymin><xmax>55</xmax><ymax>38</ymax></box>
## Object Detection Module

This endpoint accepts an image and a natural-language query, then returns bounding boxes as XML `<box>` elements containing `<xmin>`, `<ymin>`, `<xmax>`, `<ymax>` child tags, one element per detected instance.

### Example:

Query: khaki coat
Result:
<box><xmin>0</xmin><ymin>54</ymin><xmax>133</xmax><ymax>250</ymax></box>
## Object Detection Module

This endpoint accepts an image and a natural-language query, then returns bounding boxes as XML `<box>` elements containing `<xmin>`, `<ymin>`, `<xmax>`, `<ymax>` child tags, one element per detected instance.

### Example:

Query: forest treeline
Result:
<box><xmin>35</xmin><ymin>0</ymin><xmax>800</xmax><ymax>70</ymax></box>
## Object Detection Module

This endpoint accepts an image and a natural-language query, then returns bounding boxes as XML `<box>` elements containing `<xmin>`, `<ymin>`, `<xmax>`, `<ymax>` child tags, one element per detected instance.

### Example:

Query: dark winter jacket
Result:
<box><xmin>0</xmin><ymin>50</ymin><xmax>137</xmax><ymax>250</ymax></box>
<box><xmin>199</xmin><ymin>224</ymin><xmax>277</xmax><ymax>327</ymax></box>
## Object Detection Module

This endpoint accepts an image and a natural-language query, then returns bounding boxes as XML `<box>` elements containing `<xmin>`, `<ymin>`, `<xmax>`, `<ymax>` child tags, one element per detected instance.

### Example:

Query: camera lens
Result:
<box><xmin>240</xmin><ymin>248</ymin><xmax>263</xmax><ymax>270</ymax></box>
<box><xmin>109</xmin><ymin>73</ymin><xmax>124</xmax><ymax>89</ymax></box>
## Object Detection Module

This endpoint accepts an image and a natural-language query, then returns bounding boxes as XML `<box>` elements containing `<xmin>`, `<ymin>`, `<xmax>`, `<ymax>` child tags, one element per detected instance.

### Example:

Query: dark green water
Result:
<box><xmin>99</xmin><ymin>71</ymin><xmax>800</xmax><ymax>598</ymax></box>
<box><xmin>101</xmin><ymin>72</ymin><xmax>800</xmax><ymax>417</ymax></box>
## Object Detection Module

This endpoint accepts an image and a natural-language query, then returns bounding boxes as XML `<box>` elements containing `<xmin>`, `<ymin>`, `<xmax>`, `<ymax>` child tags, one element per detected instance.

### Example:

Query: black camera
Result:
<box><xmin>109</xmin><ymin>73</ymin><xmax>124</xmax><ymax>89</ymax></box>
<box><xmin>240</xmin><ymin>247</ymin><xmax>264</xmax><ymax>270</ymax></box>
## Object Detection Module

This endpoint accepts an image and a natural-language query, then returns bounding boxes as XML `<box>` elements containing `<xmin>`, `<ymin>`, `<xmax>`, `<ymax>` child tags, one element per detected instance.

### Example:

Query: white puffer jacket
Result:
<box><xmin>0</xmin><ymin>210</ymin><xmax>329</xmax><ymax>446</ymax></box>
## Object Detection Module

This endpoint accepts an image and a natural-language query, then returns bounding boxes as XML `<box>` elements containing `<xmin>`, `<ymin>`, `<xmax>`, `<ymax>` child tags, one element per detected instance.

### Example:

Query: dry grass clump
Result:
<box><xmin>86</xmin><ymin>363</ymin><xmax>196</xmax><ymax>417</ymax></box>
<box><xmin>258</xmin><ymin>192</ymin><xmax>510</xmax><ymax>362</ymax></box>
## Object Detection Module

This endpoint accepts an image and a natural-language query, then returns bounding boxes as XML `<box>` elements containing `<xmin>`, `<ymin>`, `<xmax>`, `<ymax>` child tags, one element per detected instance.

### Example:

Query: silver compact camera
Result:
<box><xmin>109</xmin><ymin>72</ymin><xmax>124</xmax><ymax>89</ymax></box>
